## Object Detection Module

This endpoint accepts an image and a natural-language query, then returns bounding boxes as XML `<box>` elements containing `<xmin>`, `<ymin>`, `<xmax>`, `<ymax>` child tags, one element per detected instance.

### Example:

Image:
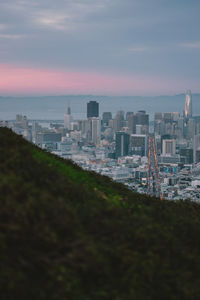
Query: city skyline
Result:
<box><xmin>1</xmin><ymin>91</ymin><xmax>200</xmax><ymax>122</ymax></box>
<box><xmin>2</xmin><ymin>89</ymin><xmax>200</xmax><ymax>201</ymax></box>
<box><xmin>0</xmin><ymin>0</ymin><xmax>200</xmax><ymax>95</ymax></box>
<box><xmin>1</xmin><ymin>1</ymin><xmax>200</xmax><ymax>293</ymax></box>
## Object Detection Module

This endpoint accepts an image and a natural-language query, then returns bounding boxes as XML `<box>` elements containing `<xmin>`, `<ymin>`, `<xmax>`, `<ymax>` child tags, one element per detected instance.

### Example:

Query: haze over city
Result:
<box><xmin>0</xmin><ymin>0</ymin><xmax>200</xmax><ymax>95</ymax></box>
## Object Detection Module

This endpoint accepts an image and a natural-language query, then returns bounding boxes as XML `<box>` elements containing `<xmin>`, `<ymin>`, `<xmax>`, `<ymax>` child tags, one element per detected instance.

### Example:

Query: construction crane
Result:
<box><xmin>147</xmin><ymin>136</ymin><xmax>162</xmax><ymax>200</ymax></box>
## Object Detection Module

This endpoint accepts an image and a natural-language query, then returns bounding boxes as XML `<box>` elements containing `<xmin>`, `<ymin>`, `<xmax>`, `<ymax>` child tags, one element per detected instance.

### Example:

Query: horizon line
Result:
<box><xmin>1</xmin><ymin>92</ymin><xmax>200</xmax><ymax>98</ymax></box>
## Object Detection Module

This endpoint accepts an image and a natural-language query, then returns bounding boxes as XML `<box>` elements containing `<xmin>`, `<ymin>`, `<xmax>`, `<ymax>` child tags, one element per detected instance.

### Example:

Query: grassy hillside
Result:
<box><xmin>0</xmin><ymin>127</ymin><xmax>200</xmax><ymax>300</ymax></box>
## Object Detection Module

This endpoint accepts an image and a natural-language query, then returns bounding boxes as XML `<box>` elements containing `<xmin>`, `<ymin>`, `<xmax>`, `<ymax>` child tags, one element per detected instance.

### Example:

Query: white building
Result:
<box><xmin>91</xmin><ymin>117</ymin><xmax>101</xmax><ymax>145</ymax></box>
<box><xmin>64</xmin><ymin>103</ymin><xmax>72</xmax><ymax>130</ymax></box>
<box><xmin>162</xmin><ymin>139</ymin><xmax>176</xmax><ymax>156</ymax></box>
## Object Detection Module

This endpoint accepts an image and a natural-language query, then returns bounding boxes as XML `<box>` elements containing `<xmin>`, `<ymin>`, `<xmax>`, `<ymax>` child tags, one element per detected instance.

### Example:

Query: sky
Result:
<box><xmin>0</xmin><ymin>0</ymin><xmax>200</xmax><ymax>95</ymax></box>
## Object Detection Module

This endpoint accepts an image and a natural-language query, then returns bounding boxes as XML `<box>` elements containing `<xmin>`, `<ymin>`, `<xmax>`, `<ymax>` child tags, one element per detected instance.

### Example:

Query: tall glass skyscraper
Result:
<box><xmin>184</xmin><ymin>90</ymin><xmax>192</xmax><ymax>119</ymax></box>
<box><xmin>115</xmin><ymin>131</ymin><xmax>130</xmax><ymax>158</ymax></box>
<box><xmin>87</xmin><ymin>101</ymin><xmax>99</xmax><ymax>118</ymax></box>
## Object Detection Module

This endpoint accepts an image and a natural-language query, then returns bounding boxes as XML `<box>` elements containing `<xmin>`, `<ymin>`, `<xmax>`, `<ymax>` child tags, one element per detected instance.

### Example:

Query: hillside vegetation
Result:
<box><xmin>0</xmin><ymin>127</ymin><xmax>200</xmax><ymax>300</ymax></box>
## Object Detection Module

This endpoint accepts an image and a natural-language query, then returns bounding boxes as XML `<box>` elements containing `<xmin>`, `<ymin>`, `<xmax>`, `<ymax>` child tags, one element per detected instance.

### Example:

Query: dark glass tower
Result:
<box><xmin>87</xmin><ymin>101</ymin><xmax>99</xmax><ymax>118</ymax></box>
<box><xmin>115</xmin><ymin>131</ymin><xmax>130</xmax><ymax>158</ymax></box>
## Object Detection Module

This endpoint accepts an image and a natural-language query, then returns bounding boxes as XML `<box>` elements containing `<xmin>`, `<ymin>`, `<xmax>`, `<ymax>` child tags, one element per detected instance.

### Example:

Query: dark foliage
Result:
<box><xmin>0</xmin><ymin>128</ymin><xmax>200</xmax><ymax>300</ymax></box>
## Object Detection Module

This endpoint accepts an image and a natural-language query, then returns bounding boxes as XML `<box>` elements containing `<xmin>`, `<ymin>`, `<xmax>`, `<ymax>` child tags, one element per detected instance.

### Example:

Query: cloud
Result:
<box><xmin>0</xmin><ymin>34</ymin><xmax>24</xmax><ymax>39</ymax></box>
<box><xmin>0</xmin><ymin>63</ymin><xmax>199</xmax><ymax>96</ymax></box>
<box><xmin>33</xmin><ymin>11</ymin><xmax>71</xmax><ymax>31</ymax></box>
<box><xmin>180</xmin><ymin>42</ymin><xmax>200</xmax><ymax>49</ymax></box>
<box><xmin>31</xmin><ymin>1</ymin><xmax>108</xmax><ymax>31</ymax></box>
<box><xmin>0</xmin><ymin>24</ymin><xmax>7</xmax><ymax>31</ymax></box>
<box><xmin>0</xmin><ymin>0</ymin><xmax>200</xmax><ymax>94</ymax></box>
<box><xmin>128</xmin><ymin>47</ymin><xmax>147</xmax><ymax>52</ymax></box>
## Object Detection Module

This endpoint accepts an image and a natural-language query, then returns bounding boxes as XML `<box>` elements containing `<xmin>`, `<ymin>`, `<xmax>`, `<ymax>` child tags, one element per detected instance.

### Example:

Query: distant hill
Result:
<box><xmin>0</xmin><ymin>94</ymin><xmax>200</xmax><ymax>120</ymax></box>
<box><xmin>0</xmin><ymin>127</ymin><xmax>200</xmax><ymax>300</ymax></box>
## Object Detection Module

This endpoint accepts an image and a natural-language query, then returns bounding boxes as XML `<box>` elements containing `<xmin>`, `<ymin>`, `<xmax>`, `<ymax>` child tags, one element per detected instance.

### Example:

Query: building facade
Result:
<box><xmin>87</xmin><ymin>101</ymin><xmax>99</xmax><ymax>118</ymax></box>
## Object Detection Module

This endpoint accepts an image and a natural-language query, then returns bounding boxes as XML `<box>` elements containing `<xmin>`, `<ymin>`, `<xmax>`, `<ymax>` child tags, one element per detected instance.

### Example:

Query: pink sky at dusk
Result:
<box><xmin>0</xmin><ymin>64</ymin><xmax>197</xmax><ymax>96</ymax></box>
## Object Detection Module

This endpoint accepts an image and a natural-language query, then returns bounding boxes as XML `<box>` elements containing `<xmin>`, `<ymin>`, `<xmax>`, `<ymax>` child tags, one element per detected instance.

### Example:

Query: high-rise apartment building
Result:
<box><xmin>87</xmin><ymin>101</ymin><xmax>99</xmax><ymax>118</ymax></box>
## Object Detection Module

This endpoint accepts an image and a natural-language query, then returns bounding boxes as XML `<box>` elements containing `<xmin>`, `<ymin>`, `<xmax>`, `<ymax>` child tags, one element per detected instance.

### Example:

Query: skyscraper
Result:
<box><xmin>102</xmin><ymin>112</ymin><xmax>112</xmax><ymax>126</ymax></box>
<box><xmin>113</xmin><ymin>110</ymin><xmax>124</xmax><ymax>132</ymax></box>
<box><xmin>64</xmin><ymin>102</ymin><xmax>72</xmax><ymax>130</ymax></box>
<box><xmin>154</xmin><ymin>113</ymin><xmax>163</xmax><ymax>135</ymax></box>
<box><xmin>130</xmin><ymin>134</ymin><xmax>147</xmax><ymax>156</ymax></box>
<box><xmin>134</xmin><ymin>111</ymin><xmax>149</xmax><ymax>134</ymax></box>
<box><xmin>90</xmin><ymin>117</ymin><xmax>101</xmax><ymax>145</ymax></box>
<box><xmin>87</xmin><ymin>101</ymin><xmax>99</xmax><ymax>118</ymax></box>
<box><xmin>115</xmin><ymin>131</ymin><xmax>130</xmax><ymax>158</ymax></box>
<box><xmin>184</xmin><ymin>90</ymin><xmax>192</xmax><ymax>119</ymax></box>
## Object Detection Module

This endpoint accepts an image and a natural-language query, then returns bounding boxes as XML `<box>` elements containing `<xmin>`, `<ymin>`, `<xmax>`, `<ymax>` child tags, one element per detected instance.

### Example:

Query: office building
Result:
<box><xmin>154</xmin><ymin>113</ymin><xmax>163</xmax><ymax>135</ymax></box>
<box><xmin>163</xmin><ymin>113</ymin><xmax>172</xmax><ymax>123</ymax></box>
<box><xmin>115</xmin><ymin>131</ymin><xmax>130</xmax><ymax>158</ymax></box>
<box><xmin>102</xmin><ymin>112</ymin><xmax>112</xmax><ymax>126</ymax></box>
<box><xmin>126</xmin><ymin>112</ymin><xmax>134</xmax><ymax>120</ymax></box>
<box><xmin>15</xmin><ymin>114</ymin><xmax>28</xmax><ymax>129</ymax></box>
<box><xmin>184</xmin><ymin>90</ymin><xmax>192</xmax><ymax>119</ymax></box>
<box><xmin>130</xmin><ymin>134</ymin><xmax>147</xmax><ymax>156</ymax></box>
<box><xmin>127</xmin><ymin>113</ymin><xmax>135</xmax><ymax>134</ymax></box>
<box><xmin>127</xmin><ymin>111</ymin><xmax>149</xmax><ymax>134</ymax></box>
<box><xmin>162</xmin><ymin>139</ymin><xmax>176</xmax><ymax>156</ymax></box>
<box><xmin>35</xmin><ymin>132</ymin><xmax>62</xmax><ymax>144</ymax></box>
<box><xmin>180</xmin><ymin>148</ymin><xmax>193</xmax><ymax>164</ymax></box>
<box><xmin>87</xmin><ymin>101</ymin><xmax>99</xmax><ymax>118</ymax></box>
<box><xmin>64</xmin><ymin>103</ymin><xmax>72</xmax><ymax>130</ymax></box>
<box><xmin>184</xmin><ymin>118</ymin><xmax>195</xmax><ymax>140</ymax></box>
<box><xmin>113</xmin><ymin>110</ymin><xmax>125</xmax><ymax>132</ymax></box>
<box><xmin>196</xmin><ymin>150</ymin><xmax>200</xmax><ymax>163</ymax></box>
<box><xmin>133</xmin><ymin>111</ymin><xmax>149</xmax><ymax>134</ymax></box>
<box><xmin>91</xmin><ymin>117</ymin><xmax>101</xmax><ymax>145</ymax></box>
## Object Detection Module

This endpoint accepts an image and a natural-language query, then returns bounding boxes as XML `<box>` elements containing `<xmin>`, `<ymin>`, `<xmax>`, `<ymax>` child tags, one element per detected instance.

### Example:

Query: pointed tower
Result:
<box><xmin>64</xmin><ymin>101</ymin><xmax>72</xmax><ymax>130</ymax></box>
<box><xmin>184</xmin><ymin>90</ymin><xmax>192</xmax><ymax>119</ymax></box>
<box><xmin>67</xmin><ymin>101</ymin><xmax>71</xmax><ymax>115</ymax></box>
